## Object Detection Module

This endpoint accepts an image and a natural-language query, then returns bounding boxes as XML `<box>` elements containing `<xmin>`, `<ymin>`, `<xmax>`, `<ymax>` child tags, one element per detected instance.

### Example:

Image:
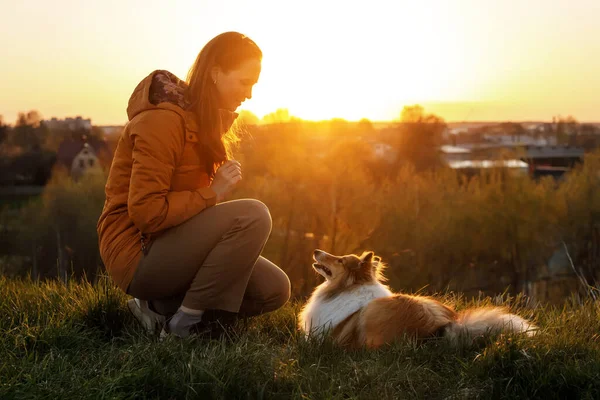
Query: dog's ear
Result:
<box><xmin>359</xmin><ymin>251</ymin><xmax>374</xmax><ymax>266</ymax></box>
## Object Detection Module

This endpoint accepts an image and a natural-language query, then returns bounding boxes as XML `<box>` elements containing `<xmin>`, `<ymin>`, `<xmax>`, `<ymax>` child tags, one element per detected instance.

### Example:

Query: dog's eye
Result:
<box><xmin>337</xmin><ymin>259</ymin><xmax>343</xmax><ymax>264</ymax></box>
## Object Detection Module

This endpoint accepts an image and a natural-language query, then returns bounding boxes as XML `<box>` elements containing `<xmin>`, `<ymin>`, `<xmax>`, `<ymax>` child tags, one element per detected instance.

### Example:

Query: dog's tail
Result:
<box><xmin>444</xmin><ymin>306</ymin><xmax>537</xmax><ymax>344</ymax></box>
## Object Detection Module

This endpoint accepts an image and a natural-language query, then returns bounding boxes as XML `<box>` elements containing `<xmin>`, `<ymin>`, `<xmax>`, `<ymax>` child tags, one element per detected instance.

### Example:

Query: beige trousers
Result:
<box><xmin>127</xmin><ymin>199</ymin><xmax>290</xmax><ymax>317</ymax></box>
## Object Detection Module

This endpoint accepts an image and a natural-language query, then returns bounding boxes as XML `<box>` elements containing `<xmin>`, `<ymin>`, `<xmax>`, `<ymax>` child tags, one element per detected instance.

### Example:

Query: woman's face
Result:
<box><xmin>213</xmin><ymin>58</ymin><xmax>261</xmax><ymax>112</ymax></box>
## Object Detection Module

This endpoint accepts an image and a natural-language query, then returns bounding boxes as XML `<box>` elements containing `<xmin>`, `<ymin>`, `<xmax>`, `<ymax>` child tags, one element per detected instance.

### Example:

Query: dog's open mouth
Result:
<box><xmin>313</xmin><ymin>263</ymin><xmax>332</xmax><ymax>276</ymax></box>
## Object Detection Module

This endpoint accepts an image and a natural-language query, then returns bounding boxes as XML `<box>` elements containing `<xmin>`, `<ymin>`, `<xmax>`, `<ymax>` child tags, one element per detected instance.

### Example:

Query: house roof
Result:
<box><xmin>439</xmin><ymin>145</ymin><xmax>471</xmax><ymax>154</ymax></box>
<box><xmin>448</xmin><ymin>159</ymin><xmax>529</xmax><ymax>169</ymax></box>
<box><xmin>56</xmin><ymin>136</ymin><xmax>110</xmax><ymax>168</ymax></box>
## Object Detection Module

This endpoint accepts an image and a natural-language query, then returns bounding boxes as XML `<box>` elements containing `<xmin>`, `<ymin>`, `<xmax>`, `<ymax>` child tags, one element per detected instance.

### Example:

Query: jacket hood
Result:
<box><xmin>126</xmin><ymin>70</ymin><xmax>238</xmax><ymax>132</ymax></box>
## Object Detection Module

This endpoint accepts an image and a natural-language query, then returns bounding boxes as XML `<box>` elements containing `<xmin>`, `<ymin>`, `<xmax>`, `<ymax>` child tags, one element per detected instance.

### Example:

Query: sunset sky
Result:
<box><xmin>1</xmin><ymin>0</ymin><xmax>599</xmax><ymax>125</ymax></box>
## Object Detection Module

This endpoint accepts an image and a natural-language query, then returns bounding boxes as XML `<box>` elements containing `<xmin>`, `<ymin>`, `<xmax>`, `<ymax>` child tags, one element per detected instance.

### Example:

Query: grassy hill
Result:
<box><xmin>2</xmin><ymin>275</ymin><xmax>600</xmax><ymax>399</ymax></box>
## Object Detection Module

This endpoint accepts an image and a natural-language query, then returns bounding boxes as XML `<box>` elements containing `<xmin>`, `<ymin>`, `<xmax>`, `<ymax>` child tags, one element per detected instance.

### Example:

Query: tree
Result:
<box><xmin>555</xmin><ymin>116</ymin><xmax>579</xmax><ymax>145</ymax></box>
<box><xmin>393</xmin><ymin>105</ymin><xmax>447</xmax><ymax>172</ymax></box>
<box><xmin>261</xmin><ymin>108</ymin><xmax>292</xmax><ymax>124</ymax></box>
<box><xmin>328</xmin><ymin>118</ymin><xmax>359</xmax><ymax>138</ymax></box>
<box><xmin>20</xmin><ymin>110</ymin><xmax>43</xmax><ymax>127</ymax></box>
<box><xmin>236</xmin><ymin>110</ymin><xmax>260</xmax><ymax>126</ymax></box>
<box><xmin>11</xmin><ymin>110</ymin><xmax>47</xmax><ymax>150</ymax></box>
<box><xmin>0</xmin><ymin>115</ymin><xmax>7</xmax><ymax>145</ymax></box>
<box><xmin>357</xmin><ymin>118</ymin><xmax>374</xmax><ymax>134</ymax></box>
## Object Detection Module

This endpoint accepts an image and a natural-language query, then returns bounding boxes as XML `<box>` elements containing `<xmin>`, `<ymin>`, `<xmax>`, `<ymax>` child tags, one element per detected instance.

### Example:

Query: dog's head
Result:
<box><xmin>312</xmin><ymin>249</ymin><xmax>386</xmax><ymax>286</ymax></box>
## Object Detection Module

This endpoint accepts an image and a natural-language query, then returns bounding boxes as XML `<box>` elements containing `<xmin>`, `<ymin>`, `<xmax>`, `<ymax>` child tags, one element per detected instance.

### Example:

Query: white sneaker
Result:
<box><xmin>158</xmin><ymin>312</ymin><xmax>213</xmax><ymax>341</ymax></box>
<box><xmin>127</xmin><ymin>298</ymin><xmax>166</xmax><ymax>334</ymax></box>
<box><xmin>159</xmin><ymin>327</ymin><xmax>171</xmax><ymax>341</ymax></box>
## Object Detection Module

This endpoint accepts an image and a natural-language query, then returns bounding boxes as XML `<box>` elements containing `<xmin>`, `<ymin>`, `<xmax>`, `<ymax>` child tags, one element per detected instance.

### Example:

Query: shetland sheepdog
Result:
<box><xmin>298</xmin><ymin>249</ymin><xmax>537</xmax><ymax>349</ymax></box>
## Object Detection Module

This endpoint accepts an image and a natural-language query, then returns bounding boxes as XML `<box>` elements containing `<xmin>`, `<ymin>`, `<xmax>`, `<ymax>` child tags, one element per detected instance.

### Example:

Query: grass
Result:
<box><xmin>1</xmin><ymin>275</ymin><xmax>600</xmax><ymax>400</ymax></box>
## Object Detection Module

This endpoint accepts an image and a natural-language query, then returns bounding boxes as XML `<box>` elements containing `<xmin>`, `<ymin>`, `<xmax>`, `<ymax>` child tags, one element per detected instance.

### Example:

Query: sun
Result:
<box><xmin>174</xmin><ymin>2</ymin><xmax>479</xmax><ymax>123</ymax></box>
<box><xmin>239</xmin><ymin>23</ymin><xmax>472</xmax><ymax>121</ymax></box>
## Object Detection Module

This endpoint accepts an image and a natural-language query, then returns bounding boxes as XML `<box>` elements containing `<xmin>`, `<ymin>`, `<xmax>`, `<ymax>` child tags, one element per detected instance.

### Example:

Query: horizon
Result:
<box><xmin>6</xmin><ymin>101</ymin><xmax>600</xmax><ymax>128</ymax></box>
<box><xmin>1</xmin><ymin>0</ymin><xmax>599</xmax><ymax>125</ymax></box>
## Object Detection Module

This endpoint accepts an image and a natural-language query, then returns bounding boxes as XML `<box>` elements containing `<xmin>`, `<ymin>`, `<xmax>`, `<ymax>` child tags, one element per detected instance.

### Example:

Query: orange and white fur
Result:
<box><xmin>299</xmin><ymin>249</ymin><xmax>537</xmax><ymax>349</ymax></box>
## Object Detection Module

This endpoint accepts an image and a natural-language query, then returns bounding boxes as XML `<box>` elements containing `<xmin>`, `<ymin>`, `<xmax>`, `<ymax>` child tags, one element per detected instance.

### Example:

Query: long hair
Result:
<box><xmin>185</xmin><ymin>32</ymin><xmax>262</xmax><ymax>178</ymax></box>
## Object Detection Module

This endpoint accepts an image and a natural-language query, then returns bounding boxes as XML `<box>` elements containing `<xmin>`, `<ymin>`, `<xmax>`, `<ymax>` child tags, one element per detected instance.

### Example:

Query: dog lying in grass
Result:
<box><xmin>298</xmin><ymin>249</ymin><xmax>537</xmax><ymax>348</ymax></box>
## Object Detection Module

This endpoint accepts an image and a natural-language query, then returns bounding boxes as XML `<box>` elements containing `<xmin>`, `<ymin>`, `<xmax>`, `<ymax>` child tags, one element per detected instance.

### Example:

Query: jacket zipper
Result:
<box><xmin>140</xmin><ymin>232</ymin><xmax>149</xmax><ymax>255</ymax></box>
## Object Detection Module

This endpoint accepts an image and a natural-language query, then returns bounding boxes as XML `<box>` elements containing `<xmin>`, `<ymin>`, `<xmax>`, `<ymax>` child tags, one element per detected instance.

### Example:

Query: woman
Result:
<box><xmin>97</xmin><ymin>32</ymin><xmax>291</xmax><ymax>338</ymax></box>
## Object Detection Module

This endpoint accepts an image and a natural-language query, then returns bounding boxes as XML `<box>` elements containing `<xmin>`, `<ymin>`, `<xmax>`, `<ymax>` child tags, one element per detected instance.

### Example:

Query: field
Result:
<box><xmin>2</xmin><ymin>275</ymin><xmax>600</xmax><ymax>399</ymax></box>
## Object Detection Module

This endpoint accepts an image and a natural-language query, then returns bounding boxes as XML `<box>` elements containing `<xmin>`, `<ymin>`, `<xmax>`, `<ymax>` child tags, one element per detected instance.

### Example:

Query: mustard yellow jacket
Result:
<box><xmin>97</xmin><ymin>70</ymin><xmax>235</xmax><ymax>292</ymax></box>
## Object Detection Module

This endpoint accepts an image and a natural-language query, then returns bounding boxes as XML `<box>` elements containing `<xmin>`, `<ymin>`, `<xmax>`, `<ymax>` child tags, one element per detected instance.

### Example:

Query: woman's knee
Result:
<box><xmin>242</xmin><ymin>199</ymin><xmax>272</xmax><ymax>235</ymax></box>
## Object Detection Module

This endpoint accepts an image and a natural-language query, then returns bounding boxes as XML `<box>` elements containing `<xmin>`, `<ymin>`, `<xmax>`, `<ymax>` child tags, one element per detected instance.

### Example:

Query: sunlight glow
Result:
<box><xmin>0</xmin><ymin>0</ymin><xmax>599</xmax><ymax>124</ymax></box>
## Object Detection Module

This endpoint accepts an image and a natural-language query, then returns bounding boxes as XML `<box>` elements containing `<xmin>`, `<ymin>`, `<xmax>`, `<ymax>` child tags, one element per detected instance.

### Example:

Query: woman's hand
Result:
<box><xmin>210</xmin><ymin>160</ymin><xmax>242</xmax><ymax>202</ymax></box>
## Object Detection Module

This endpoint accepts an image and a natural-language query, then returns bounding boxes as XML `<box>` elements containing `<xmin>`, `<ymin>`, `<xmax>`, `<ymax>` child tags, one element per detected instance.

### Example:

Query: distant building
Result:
<box><xmin>483</xmin><ymin>133</ymin><xmax>557</xmax><ymax>146</ymax></box>
<box><xmin>56</xmin><ymin>136</ymin><xmax>111</xmax><ymax>180</ymax></box>
<box><xmin>44</xmin><ymin>116</ymin><xmax>92</xmax><ymax>132</ymax></box>
<box><xmin>438</xmin><ymin>145</ymin><xmax>471</xmax><ymax>163</ymax></box>
<box><xmin>97</xmin><ymin>125</ymin><xmax>123</xmax><ymax>136</ymax></box>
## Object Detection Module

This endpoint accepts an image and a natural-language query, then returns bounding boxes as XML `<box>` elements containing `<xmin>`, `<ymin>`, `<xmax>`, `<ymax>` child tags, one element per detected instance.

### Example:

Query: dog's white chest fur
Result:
<box><xmin>300</xmin><ymin>283</ymin><xmax>392</xmax><ymax>335</ymax></box>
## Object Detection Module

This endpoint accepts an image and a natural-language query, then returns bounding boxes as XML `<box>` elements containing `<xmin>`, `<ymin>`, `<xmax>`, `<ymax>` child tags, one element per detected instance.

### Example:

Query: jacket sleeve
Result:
<box><xmin>127</xmin><ymin>109</ymin><xmax>217</xmax><ymax>234</ymax></box>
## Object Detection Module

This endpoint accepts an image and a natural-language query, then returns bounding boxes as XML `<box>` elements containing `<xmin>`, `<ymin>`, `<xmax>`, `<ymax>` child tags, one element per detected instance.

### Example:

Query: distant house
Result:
<box><xmin>56</xmin><ymin>136</ymin><xmax>111</xmax><ymax>180</ymax></box>
<box><xmin>438</xmin><ymin>143</ymin><xmax>585</xmax><ymax>179</ymax></box>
